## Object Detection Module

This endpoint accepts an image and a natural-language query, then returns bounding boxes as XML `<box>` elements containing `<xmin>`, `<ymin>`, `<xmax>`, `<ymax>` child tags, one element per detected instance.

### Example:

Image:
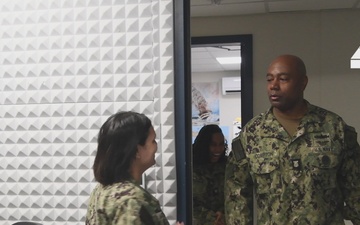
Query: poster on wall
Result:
<box><xmin>191</xmin><ymin>82</ymin><xmax>220</xmax><ymax>125</ymax></box>
<box><xmin>233</xmin><ymin>118</ymin><xmax>241</xmax><ymax>139</ymax></box>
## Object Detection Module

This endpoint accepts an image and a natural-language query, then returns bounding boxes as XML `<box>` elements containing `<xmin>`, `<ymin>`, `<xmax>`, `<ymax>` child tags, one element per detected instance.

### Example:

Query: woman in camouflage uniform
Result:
<box><xmin>192</xmin><ymin>125</ymin><xmax>228</xmax><ymax>225</ymax></box>
<box><xmin>86</xmin><ymin>111</ymin><xmax>183</xmax><ymax>225</ymax></box>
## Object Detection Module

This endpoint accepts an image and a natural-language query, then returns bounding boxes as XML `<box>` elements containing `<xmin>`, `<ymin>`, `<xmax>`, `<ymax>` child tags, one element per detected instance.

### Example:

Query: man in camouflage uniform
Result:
<box><xmin>225</xmin><ymin>54</ymin><xmax>360</xmax><ymax>225</ymax></box>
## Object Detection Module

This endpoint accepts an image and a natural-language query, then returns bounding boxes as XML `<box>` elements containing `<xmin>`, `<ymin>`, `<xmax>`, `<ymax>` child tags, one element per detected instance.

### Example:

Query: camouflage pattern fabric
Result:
<box><xmin>225</xmin><ymin>102</ymin><xmax>360</xmax><ymax>225</ymax></box>
<box><xmin>86</xmin><ymin>180</ymin><xmax>169</xmax><ymax>225</ymax></box>
<box><xmin>193</xmin><ymin>162</ymin><xmax>226</xmax><ymax>225</ymax></box>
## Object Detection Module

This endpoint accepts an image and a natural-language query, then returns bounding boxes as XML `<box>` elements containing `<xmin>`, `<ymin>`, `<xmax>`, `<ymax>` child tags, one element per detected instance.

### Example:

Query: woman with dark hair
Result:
<box><xmin>86</xmin><ymin>111</ymin><xmax>183</xmax><ymax>225</ymax></box>
<box><xmin>192</xmin><ymin>124</ymin><xmax>227</xmax><ymax>225</ymax></box>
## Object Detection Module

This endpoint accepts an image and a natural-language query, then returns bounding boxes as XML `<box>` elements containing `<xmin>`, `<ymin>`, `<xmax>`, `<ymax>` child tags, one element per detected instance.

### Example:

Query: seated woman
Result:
<box><xmin>192</xmin><ymin>124</ymin><xmax>228</xmax><ymax>225</ymax></box>
<box><xmin>86</xmin><ymin>111</ymin><xmax>183</xmax><ymax>225</ymax></box>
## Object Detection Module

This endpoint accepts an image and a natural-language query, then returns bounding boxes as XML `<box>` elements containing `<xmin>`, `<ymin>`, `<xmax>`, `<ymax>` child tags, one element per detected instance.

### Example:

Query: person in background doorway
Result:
<box><xmin>86</xmin><ymin>111</ymin><xmax>184</xmax><ymax>225</ymax></box>
<box><xmin>193</xmin><ymin>124</ymin><xmax>228</xmax><ymax>225</ymax></box>
<box><xmin>224</xmin><ymin>54</ymin><xmax>360</xmax><ymax>224</ymax></box>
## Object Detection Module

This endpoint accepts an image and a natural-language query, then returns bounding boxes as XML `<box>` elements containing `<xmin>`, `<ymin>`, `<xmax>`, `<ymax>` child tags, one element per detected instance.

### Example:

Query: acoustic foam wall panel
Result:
<box><xmin>0</xmin><ymin>0</ymin><xmax>176</xmax><ymax>224</ymax></box>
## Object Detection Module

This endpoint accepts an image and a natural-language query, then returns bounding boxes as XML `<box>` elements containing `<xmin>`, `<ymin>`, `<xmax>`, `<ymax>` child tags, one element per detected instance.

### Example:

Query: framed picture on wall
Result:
<box><xmin>191</xmin><ymin>82</ymin><xmax>220</xmax><ymax>125</ymax></box>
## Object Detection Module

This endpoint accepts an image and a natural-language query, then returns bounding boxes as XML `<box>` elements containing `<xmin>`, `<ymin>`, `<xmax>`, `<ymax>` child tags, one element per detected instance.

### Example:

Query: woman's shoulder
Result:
<box><xmin>94</xmin><ymin>180</ymin><xmax>150</xmax><ymax>204</ymax></box>
<box><xmin>87</xmin><ymin>181</ymin><xmax>168</xmax><ymax>225</ymax></box>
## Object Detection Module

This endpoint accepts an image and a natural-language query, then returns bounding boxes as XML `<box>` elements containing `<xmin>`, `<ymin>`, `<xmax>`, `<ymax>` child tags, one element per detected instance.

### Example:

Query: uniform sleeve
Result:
<box><xmin>224</xmin><ymin>137</ymin><xmax>253</xmax><ymax>225</ymax></box>
<box><xmin>114</xmin><ymin>198</ymin><xmax>169</xmax><ymax>225</ymax></box>
<box><xmin>193</xmin><ymin>204</ymin><xmax>217</xmax><ymax>225</ymax></box>
<box><xmin>114</xmin><ymin>198</ymin><xmax>144</xmax><ymax>225</ymax></box>
<box><xmin>85</xmin><ymin>189</ymin><xmax>96</xmax><ymax>225</ymax></box>
<box><xmin>340</xmin><ymin>125</ymin><xmax>360</xmax><ymax>224</ymax></box>
<box><xmin>193</xmin><ymin>171</ymin><xmax>218</xmax><ymax>225</ymax></box>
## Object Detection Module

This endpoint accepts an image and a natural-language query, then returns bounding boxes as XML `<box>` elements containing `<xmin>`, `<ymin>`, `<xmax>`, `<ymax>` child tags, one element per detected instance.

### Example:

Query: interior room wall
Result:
<box><xmin>0</xmin><ymin>1</ymin><xmax>176</xmax><ymax>224</ymax></box>
<box><xmin>191</xmin><ymin>9</ymin><xmax>360</xmax><ymax>225</ymax></box>
<box><xmin>191</xmin><ymin>9</ymin><xmax>360</xmax><ymax>139</ymax></box>
<box><xmin>192</xmin><ymin>71</ymin><xmax>241</xmax><ymax>144</ymax></box>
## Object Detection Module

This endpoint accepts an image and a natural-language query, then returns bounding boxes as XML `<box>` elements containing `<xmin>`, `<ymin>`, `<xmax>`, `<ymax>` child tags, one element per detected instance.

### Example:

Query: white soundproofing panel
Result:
<box><xmin>0</xmin><ymin>0</ymin><xmax>176</xmax><ymax>225</ymax></box>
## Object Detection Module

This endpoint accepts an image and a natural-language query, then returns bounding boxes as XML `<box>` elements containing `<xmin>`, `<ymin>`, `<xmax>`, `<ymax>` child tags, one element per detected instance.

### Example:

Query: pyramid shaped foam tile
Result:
<box><xmin>0</xmin><ymin>0</ymin><xmax>176</xmax><ymax>223</ymax></box>
<box><xmin>139</xmin><ymin>87</ymin><xmax>154</xmax><ymax>101</ymax></box>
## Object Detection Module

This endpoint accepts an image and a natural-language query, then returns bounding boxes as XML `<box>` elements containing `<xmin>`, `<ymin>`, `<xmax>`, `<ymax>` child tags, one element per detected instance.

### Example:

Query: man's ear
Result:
<box><xmin>302</xmin><ymin>75</ymin><xmax>308</xmax><ymax>90</ymax></box>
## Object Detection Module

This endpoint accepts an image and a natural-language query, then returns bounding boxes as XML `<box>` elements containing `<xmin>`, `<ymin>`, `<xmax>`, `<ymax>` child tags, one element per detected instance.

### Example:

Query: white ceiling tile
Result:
<box><xmin>191</xmin><ymin>0</ymin><xmax>360</xmax><ymax>17</ymax></box>
<box><xmin>192</xmin><ymin>46</ymin><xmax>241</xmax><ymax>72</ymax></box>
<box><xmin>191</xmin><ymin>2</ymin><xmax>266</xmax><ymax>17</ymax></box>
<box><xmin>269</xmin><ymin>0</ymin><xmax>357</xmax><ymax>12</ymax></box>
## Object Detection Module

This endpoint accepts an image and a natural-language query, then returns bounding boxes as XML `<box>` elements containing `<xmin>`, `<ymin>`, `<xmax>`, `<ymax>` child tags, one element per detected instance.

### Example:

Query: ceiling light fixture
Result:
<box><xmin>216</xmin><ymin>57</ymin><xmax>242</xmax><ymax>65</ymax></box>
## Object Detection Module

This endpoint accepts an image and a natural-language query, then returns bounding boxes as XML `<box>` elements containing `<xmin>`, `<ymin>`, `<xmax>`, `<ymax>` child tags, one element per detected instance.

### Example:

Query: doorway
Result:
<box><xmin>173</xmin><ymin>32</ymin><xmax>253</xmax><ymax>224</ymax></box>
<box><xmin>190</xmin><ymin>35</ymin><xmax>253</xmax><ymax>225</ymax></box>
<box><xmin>191</xmin><ymin>35</ymin><xmax>253</xmax><ymax>127</ymax></box>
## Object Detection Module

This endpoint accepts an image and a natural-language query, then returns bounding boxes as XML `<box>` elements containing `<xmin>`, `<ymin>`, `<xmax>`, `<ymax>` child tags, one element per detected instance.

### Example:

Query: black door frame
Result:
<box><xmin>173</xmin><ymin>1</ymin><xmax>193</xmax><ymax>224</ymax></box>
<box><xmin>173</xmin><ymin>2</ymin><xmax>253</xmax><ymax>224</ymax></box>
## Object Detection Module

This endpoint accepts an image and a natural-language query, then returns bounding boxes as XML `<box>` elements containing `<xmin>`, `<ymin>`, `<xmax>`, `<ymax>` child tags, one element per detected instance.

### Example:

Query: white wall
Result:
<box><xmin>191</xmin><ymin>9</ymin><xmax>360</xmax><ymax>138</ymax></box>
<box><xmin>191</xmin><ymin>9</ymin><xmax>360</xmax><ymax>225</ymax></box>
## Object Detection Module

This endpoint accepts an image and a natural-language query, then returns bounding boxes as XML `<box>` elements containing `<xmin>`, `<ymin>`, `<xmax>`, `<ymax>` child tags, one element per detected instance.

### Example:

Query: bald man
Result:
<box><xmin>225</xmin><ymin>55</ymin><xmax>360</xmax><ymax>225</ymax></box>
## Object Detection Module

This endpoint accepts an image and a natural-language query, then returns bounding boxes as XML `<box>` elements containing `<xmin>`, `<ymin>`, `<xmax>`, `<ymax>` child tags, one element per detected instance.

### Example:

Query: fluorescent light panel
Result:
<box><xmin>216</xmin><ymin>57</ymin><xmax>241</xmax><ymax>65</ymax></box>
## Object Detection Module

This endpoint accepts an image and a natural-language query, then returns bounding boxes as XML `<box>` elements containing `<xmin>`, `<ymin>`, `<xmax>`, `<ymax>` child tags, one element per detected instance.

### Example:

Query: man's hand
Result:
<box><xmin>214</xmin><ymin>211</ymin><xmax>225</xmax><ymax>225</ymax></box>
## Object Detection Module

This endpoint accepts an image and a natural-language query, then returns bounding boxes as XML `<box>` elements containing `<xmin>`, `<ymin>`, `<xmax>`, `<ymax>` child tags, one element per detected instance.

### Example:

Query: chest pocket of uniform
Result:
<box><xmin>248</xmin><ymin>152</ymin><xmax>280</xmax><ymax>194</ymax></box>
<box><xmin>308</xmin><ymin>151</ymin><xmax>340</xmax><ymax>189</ymax></box>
